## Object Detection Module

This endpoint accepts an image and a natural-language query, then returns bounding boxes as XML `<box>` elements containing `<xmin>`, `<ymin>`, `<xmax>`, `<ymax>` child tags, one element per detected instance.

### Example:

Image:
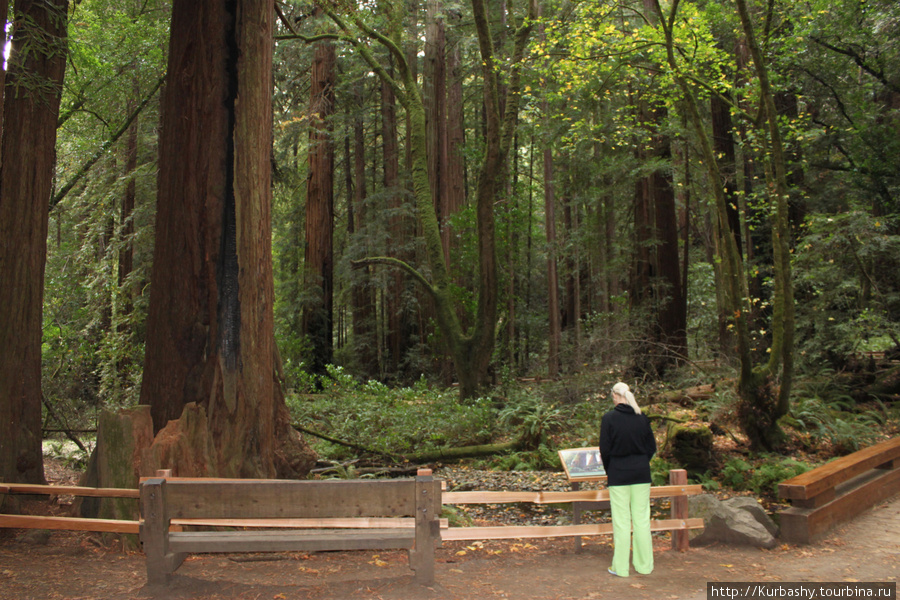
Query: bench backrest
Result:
<box><xmin>142</xmin><ymin>478</ymin><xmax>441</xmax><ymax>521</ymax></box>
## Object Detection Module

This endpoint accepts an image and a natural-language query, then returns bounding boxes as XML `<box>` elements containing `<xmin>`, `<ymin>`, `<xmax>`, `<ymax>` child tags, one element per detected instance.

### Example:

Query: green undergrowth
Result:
<box><xmin>285</xmin><ymin>364</ymin><xmax>898</xmax><ymax>508</ymax></box>
<box><xmin>287</xmin><ymin>366</ymin><xmax>495</xmax><ymax>461</ymax></box>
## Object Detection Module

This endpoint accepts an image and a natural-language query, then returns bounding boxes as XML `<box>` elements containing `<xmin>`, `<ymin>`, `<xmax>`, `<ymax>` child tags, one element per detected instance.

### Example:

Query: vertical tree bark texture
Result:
<box><xmin>544</xmin><ymin>147</ymin><xmax>561</xmax><ymax>378</ymax></box>
<box><xmin>775</xmin><ymin>91</ymin><xmax>806</xmax><ymax>230</ymax></box>
<box><xmin>118</xmin><ymin>80</ymin><xmax>140</xmax><ymax>352</ymax></box>
<box><xmin>0</xmin><ymin>0</ymin><xmax>68</xmax><ymax>487</ymax></box>
<box><xmin>711</xmin><ymin>91</ymin><xmax>741</xmax><ymax>354</ymax></box>
<box><xmin>424</xmin><ymin>0</ymin><xmax>449</xmax><ymax>264</ymax></box>
<box><xmin>381</xmin><ymin>73</ymin><xmax>409</xmax><ymax>373</ymax></box>
<box><xmin>302</xmin><ymin>32</ymin><xmax>336</xmax><ymax>376</ymax></box>
<box><xmin>632</xmin><ymin>85</ymin><xmax>685</xmax><ymax>373</ymax></box>
<box><xmin>711</xmin><ymin>93</ymin><xmax>742</xmax><ymax>254</ymax></box>
<box><xmin>139</xmin><ymin>0</ymin><xmax>312</xmax><ymax>478</ymax></box>
<box><xmin>653</xmin><ymin>163</ymin><xmax>687</xmax><ymax>360</ymax></box>
<box><xmin>446</xmin><ymin>15</ymin><xmax>466</xmax><ymax>224</ymax></box>
<box><xmin>424</xmin><ymin>0</ymin><xmax>452</xmax><ymax>384</ymax></box>
<box><xmin>350</xmin><ymin>81</ymin><xmax>378</xmax><ymax>377</ymax></box>
<box><xmin>631</xmin><ymin>144</ymin><xmax>653</xmax><ymax>307</ymax></box>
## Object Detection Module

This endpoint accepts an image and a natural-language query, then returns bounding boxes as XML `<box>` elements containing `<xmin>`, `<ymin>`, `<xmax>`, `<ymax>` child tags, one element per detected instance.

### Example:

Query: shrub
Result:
<box><xmin>288</xmin><ymin>369</ymin><xmax>494</xmax><ymax>460</ymax></box>
<box><xmin>747</xmin><ymin>457</ymin><xmax>810</xmax><ymax>497</ymax></box>
<box><xmin>720</xmin><ymin>458</ymin><xmax>753</xmax><ymax>491</ymax></box>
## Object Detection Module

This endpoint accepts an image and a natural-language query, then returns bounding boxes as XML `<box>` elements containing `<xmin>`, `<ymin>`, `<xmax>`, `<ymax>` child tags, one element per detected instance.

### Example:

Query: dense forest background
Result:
<box><xmin>1</xmin><ymin>0</ymin><xmax>898</xmax><ymax>488</ymax></box>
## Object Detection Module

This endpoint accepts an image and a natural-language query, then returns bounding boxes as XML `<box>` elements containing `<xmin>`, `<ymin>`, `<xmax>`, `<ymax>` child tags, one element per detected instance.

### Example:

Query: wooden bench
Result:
<box><xmin>777</xmin><ymin>436</ymin><xmax>900</xmax><ymax>543</ymax></box>
<box><xmin>139</xmin><ymin>471</ymin><xmax>442</xmax><ymax>586</ymax></box>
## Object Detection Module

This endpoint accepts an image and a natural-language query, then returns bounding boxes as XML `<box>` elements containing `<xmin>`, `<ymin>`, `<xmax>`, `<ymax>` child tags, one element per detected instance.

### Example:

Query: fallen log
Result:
<box><xmin>649</xmin><ymin>384</ymin><xmax>718</xmax><ymax>406</ymax></box>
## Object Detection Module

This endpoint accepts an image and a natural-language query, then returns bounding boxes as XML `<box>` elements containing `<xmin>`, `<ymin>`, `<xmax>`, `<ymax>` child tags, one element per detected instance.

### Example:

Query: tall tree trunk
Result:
<box><xmin>653</xmin><ymin>139</ymin><xmax>686</xmax><ymax>365</ymax></box>
<box><xmin>139</xmin><ymin>0</ymin><xmax>314</xmax><ymax>478</ymax></box>
<box><xmin>735</xmin><ymin>0</ymin><xmax>795</xmax><ymax>433</ymax></box>
<box><xmin>538</xmin><ymin>6</ymin><xmax>560</xmax><ymax>379</ymax></box>
<box><xmin>710</xmin><ymin>91</ymin><xmax>741</xmax><ymax>355</ymax></box>
<box><xmin>381</xmin><ymin>71</ymin><xmax>410</xmax><ymax>375</ymax></box>
<box><xmin>544</xmin><ymin>147</ymin><xmax>561</xmax><ymax>378</ymax></box>
<box><xmin>424</xmin><ymin>0</ymin><xmax>448</xmax><ymax>265</ymax></box>
<box><xmin>0</xmin><ymin>0</ymin><xmax>68</xmax><ymax>489</ymax></box>
<box><xmin>350</xmin><ymin>80</ymin><xmax>378</xmax><ymax>378</ymax></box>
<box><xmin>424</xmin><ymin>0</ymin><xmax>453</xmax><ymax>384</ymax></box>
<box><xmin>302</xmin><ymin>30</ymin><xmax>336</xmax><ymax>377</ymax></box>
<box><xmin>116</xmin><ymin>79</ymin><xmax>140</xmax><ymax>386</ymax></box>
<box><xmin>632</xmin><ymin>0</ymin><xmax>686</xmax><ymax>375</ymax></box>
<box><xmin>446</xmin><ymin>11</ymin><xmax>466</xmax><ymax>232</ymax></box>
<box><xmin>565</xmin><ymin>194</ymin><xmax>583</xmax><ymax>368</ymax></box>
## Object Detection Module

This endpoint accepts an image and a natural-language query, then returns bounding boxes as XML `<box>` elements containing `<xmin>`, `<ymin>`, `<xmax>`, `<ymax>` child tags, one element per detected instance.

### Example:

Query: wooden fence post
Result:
<box><xmin>413</xmin><ymin>469</ymin><xmax>437</xmax><ymax>585</ymax></box>
<box><xmin>140</xmin><ymin>478</ymin><xmax>170</xmax><ymax>585</ymax></box>
<box><xmin>669</xmin><ymin>469</ymin><xmax>689</xmax><ymax>552</ymax></box>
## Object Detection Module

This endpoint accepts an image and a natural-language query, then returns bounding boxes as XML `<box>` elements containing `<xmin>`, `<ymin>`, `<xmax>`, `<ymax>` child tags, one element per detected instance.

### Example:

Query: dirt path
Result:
<box><xmin>1</xmin><ymin>494</ymin><xmax>897</xmax><ymax>600</ymax></box>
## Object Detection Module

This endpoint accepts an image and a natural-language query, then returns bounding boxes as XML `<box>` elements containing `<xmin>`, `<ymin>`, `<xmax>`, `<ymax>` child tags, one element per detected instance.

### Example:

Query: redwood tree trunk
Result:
<box><xmin>302</xmin><ymin>31</ymin><xmax>336</xmax><ymax>378</ymax></box>
<box><xmin>544</xmin><ymin>147</ymin><xmax>561</xmax><ymax>378</ymax></box>
<box><xmin>381</xmin><ymin>72</ymin><xmax>410</xmax><ymax>374</ymax></box>
<box><xmin>350</xmin><ymin>80</ymin><xmax>378</xmax><ymax>377</ymax></box>
<box><xmin>139</xmin><ymin>0</ymin><xmax>313</xmax><ymax>478</ymax></box>
<box><xmin>0</xmin><ymin>0</ymin><xmax>68</xmax><ymax>488</ymax></box>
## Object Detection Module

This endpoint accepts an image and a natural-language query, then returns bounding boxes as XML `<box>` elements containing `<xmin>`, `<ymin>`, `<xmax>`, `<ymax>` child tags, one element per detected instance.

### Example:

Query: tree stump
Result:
<box><xmin>76</xmin><ymin>406</ymin><xmax>154</xmax><ymax>547</ymax></box>
<box><xmin>139</xmin><ymin>402</ymin><xmax>215</xmax><ymax>477</ymax></box>
<box><xmin>668</xmin><ymin>424</ymin><xmax>716</xmax><ymax>474</ymax></box>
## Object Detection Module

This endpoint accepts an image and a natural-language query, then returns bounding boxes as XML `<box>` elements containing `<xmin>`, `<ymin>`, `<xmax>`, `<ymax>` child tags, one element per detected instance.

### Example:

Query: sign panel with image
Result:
<box><xmin>558</xmin><ymin>447</ymin><xmax>606</xmax><ymax>481</ymax></box>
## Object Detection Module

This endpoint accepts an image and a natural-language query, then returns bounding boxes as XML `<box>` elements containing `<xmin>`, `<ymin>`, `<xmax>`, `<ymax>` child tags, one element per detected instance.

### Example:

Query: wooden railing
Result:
<box><xmin>442</xmin><ymin>472</ymin><xmax>703</xmax><ymax>545</ymax></box>
<box><xmin>0</xmin><ymin>483</ymin><xmax>139</xmax><ymax>534</ymax></box>
<box><xmin>2</xmin><ymin>469</ymin><xmax>704</xmax><ymax>549</ymax></box>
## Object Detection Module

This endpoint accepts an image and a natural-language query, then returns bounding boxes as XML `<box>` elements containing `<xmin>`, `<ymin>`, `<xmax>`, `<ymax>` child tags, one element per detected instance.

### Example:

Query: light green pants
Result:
<box><xmin>608</xmin><ymin>483</ymin><xmax>653</xmax><ymax>577</ymax></box>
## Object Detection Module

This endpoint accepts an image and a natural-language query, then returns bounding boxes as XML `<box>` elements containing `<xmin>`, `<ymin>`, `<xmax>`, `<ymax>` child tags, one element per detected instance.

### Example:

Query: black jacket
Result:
<box><xmin>599</xmin><ymin>404</ymin><xmax>657</xmax><ymax>486</ymax></box>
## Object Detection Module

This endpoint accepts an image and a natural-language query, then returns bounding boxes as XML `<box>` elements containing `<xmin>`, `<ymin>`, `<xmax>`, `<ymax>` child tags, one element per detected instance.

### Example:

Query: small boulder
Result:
<box><xmin>723</xmin><ymin>496</ymin><xmax>779</xmax><ymax>538</ymax></box>
<box><xmin>688</xmin><ymin>494</ymin><xmax>778</xmax><ymax>549</ymax></box>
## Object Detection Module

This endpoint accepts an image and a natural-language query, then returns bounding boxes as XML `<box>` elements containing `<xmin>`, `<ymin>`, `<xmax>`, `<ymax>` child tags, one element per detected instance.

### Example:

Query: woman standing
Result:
<box><xmin>599</xmin><ymin>382</ymin><xmax>657</xmax><ymax>577</ymax></box>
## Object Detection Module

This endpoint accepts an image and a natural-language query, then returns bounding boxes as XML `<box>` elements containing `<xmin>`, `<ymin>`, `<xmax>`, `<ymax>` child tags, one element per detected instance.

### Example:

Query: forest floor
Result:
<box><xmin>1</xmin><ymin>460</ymin><xmax>898</xmax><ymax>600</ymax></box>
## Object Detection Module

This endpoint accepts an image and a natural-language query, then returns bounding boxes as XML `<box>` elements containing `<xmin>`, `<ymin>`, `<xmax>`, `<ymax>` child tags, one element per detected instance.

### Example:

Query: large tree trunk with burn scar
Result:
<box><xmin>137</xmin><ymin>0</ymin><xmax>315</xmax><ymax>479</ymax></box>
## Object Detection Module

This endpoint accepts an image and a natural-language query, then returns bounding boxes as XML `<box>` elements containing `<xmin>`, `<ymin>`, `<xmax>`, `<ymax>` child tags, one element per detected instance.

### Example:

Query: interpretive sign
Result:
<box><xmin>558</xmin><ymin>447</ymin><xmax>606</xmax><ymax>482</ymax></box>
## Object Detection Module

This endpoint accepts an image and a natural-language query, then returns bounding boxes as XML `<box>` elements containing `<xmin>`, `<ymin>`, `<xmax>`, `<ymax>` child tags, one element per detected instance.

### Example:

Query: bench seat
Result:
<box><xmin>167</xmin><ymin>528</ymin><xmax>415</xmax><ymax>554</ymax></box>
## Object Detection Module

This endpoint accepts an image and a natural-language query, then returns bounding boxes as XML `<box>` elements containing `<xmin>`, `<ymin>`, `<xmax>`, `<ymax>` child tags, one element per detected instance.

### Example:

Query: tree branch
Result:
<box><xmin>350</xmin><ymin>256</ymin><xmax>436</xmax><ymax>299</ymax></box>
<box><xmin>50</xmin><ymin>74</ymin><xmax>166</xmax><ymax>211</ymax></box>
<box><xmin>810</xmin><ymin>36</ymin><xmax>900</xmax><ymax>95</ymax></box>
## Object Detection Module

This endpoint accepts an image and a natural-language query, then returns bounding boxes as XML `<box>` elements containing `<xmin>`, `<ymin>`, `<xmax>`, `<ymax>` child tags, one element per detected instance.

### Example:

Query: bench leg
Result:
<box><xmin>410</xmin><ymin>519</ymin><xmax>439</xmax><ymax>585</ymax></box>
<box><xmin>412</xmin><ymin>471</ymin><xmax>439</xmax><ymax>585</ymax></box>
<box><xmin>141</xmin><ymin>478</ymin><xmax>183</xmax><ymax>586</ymax></box>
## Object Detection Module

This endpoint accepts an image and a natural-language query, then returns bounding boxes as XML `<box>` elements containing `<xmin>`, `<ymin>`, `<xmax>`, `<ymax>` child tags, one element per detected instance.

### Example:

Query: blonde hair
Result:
<box><xmin>611</xmin><ymin>382</ymin><xmax>641</xmax><ymax>415</ymax></box>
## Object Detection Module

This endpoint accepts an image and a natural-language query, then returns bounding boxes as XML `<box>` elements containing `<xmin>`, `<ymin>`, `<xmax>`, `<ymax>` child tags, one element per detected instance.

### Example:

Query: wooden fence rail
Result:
<box><xmin>2</xmin><ymin>471</ymin><xmax>704</xmax><ymax>548</ymax></box>
<box><xmin>1</xmin><ymin>482</ymin><xmax>140</xmax><ymax>533</ymax></box>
